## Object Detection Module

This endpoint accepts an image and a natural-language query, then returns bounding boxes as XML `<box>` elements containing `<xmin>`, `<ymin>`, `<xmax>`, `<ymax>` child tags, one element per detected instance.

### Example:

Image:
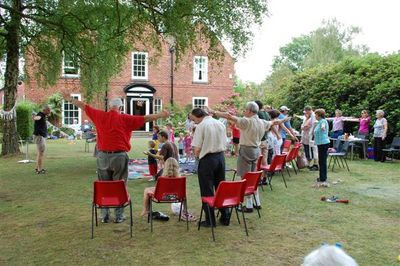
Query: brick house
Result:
<box><xmin>1</xmin><ymin>40</ymin><xmax>235</xmax><ymax>132</ymax></box>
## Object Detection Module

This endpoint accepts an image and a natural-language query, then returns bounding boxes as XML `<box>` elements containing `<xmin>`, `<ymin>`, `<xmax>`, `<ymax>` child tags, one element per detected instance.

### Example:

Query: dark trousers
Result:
<box><xmin>317</xmin><ymin>144</ymin><xmax>329</xmax><ymax>182</ymax></box>
<box><xmin>198</xmin><ymin>152</ymin><xmax>228</xmax><ymax>224</ymax></box>
<box><xmin>374</xmin><ymin>137</ymin><xmax>386</xmax><ymax>162</ymax></box>
<box><xmin>303</xmin><ymin>144</ymin><xmax>314</xmax><ymax>161</ymax></box>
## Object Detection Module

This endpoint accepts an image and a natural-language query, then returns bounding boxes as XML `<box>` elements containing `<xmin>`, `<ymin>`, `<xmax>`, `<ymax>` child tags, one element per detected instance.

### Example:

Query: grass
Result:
<box><xmin>0</xmin><ymin>138</ymin><xmax>399</xmax><ymax>265</ymax></box>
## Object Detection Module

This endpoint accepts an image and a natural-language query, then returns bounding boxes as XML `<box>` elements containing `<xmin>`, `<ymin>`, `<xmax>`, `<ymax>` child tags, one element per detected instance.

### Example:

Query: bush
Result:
<box><xmin>16</xmin><ymin>101</ymin><xmax>36</xmax><ymax>140</ymax></box>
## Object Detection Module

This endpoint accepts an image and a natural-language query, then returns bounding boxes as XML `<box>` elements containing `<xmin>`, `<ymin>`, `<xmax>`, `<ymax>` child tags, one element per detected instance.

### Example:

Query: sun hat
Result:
<box><xmin>279</xmin><ymin>105</ymin><xmax>290</xmax><ymax>111</ymax></box>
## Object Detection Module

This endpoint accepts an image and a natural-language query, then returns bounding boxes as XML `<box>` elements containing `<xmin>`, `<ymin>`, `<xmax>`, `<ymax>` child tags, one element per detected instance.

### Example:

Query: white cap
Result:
<box><xmin>280</xmin><ymin>105</ymin><xmax>290</xmax><ymax>111</ymax></box>
<box><xmin>109</xmin><ymin>98</ymin><xmax>123</xmax><ymax>108</ymax></box>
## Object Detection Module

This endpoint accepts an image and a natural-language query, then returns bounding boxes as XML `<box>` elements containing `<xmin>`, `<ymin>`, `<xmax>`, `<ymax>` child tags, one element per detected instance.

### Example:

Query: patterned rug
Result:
<box><xmin>128</xmin><ymin>158</ymin><xmax>197</xmax><ymax>180</ymax></box>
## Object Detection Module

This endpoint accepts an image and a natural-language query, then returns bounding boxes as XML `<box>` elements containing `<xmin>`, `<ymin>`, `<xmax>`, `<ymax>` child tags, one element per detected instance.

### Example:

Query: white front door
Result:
<box><xmin>130</xmin><ymin>98</ymin><xmax>150</xmax><ymax>131</ymax></box>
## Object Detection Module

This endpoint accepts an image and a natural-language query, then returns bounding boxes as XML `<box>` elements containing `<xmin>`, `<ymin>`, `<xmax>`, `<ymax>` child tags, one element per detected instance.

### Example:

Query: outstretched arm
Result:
<box><xmin>61</xmin><ymin>91</ymin><xmax>85</xmax><ymax>109</ymax></box>
<box><xmin>205</xmin><ymin>106</ymin><xmax>239</xmax><ymax>123</ymax></box>
<box><xmin>144</xmin><ymin>110</ymin><xmax>170</xmax><ymax>123</ymax></box>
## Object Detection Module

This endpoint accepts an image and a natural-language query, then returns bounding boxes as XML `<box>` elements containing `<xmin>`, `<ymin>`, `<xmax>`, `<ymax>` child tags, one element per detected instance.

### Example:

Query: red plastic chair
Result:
<box><xmin>282</xmin><ymin>140</ymin><xmax>292</xmax><ymax>154</ymax></box>
<box><xmin>293</xmin><ymin>142</ymin><xmax>302</xmax><ymax>148</ymax></box>
<box><xmin>198</xmin><ymin>180</ymin><xmax>247</xmax><ymax>241</ymax></box>
<box><xmin>256</xmin><ymin>155</ymin><xmax>267</xmax><ymax>191</ymax></box>
<box><xmin>241</xmin><ymin>171</ymin><xmax>263</xmax><ymax>218</ymax></box>
<box><xmin>91</xmin><ymin>180</ymin><xmax>132</xmax><ymax>239</ymax></box>
<box><xmin>262</xmin><ymin>154</ymin><xmax>288</xmax><ymax>190</ymax></box>
<box><xmin>149</xmin><ymin>176</ymin><xmax>188</xmax><ymax>232</ymax></box>
<box><xmin>285</xmin><ymin>146</ymin><xmax>301</xmax><ymax>176</ymax></box>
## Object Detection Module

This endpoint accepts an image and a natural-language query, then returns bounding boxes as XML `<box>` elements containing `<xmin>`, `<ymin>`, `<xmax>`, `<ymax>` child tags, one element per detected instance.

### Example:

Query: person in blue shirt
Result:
<box><xmin>278</xmin><ymin>106</ymin><xmax>299</xmax><ymax>151</ymax></box>
<box><xmin>313</xmin><ymin>108</ymin><xmax>330</xmax><ymax>187</ymax></box>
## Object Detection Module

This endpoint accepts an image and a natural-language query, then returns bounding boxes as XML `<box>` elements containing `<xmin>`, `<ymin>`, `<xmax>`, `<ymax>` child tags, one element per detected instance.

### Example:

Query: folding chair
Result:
<box><xmin>329</xmin><ymin>141</ymin><xmax>350</xmax><ymax>171</ymax></box>
<box><xmin>261</xmin><ymin>154</ymin><xmax>288</xmax><ymax>190</ymax></box>
<box><xmin>91</xmin><ymin>180</ymin><xmax>133</xmax><ymax>239</ymax></box>
<box><xmin>382</xmin><ymin>137</ymin><xmax>400</xmax><ymax>162</ymax></box>
<box><xmin>242</xmin><ymin>171</ymin><xmax>263</xmax><ymax>218</ymax></box>
<box><xmin>282</xmin><ymin>140</ymin><xmax>292</xmax><ymax>154</ymax></box>
<box><xmin>198</xmin><ymin>180</ymin><xmax>247</xmax><ymax>241</ymax></box>
<box><xmin>148</xmin><ymin>176</ymin><xmax>188</xmax><ymax>232</ymax></box>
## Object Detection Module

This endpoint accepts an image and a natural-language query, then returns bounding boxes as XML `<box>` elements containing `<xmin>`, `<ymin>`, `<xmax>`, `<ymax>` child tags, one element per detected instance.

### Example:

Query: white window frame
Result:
<box><xmin>62</xmin><ymin>53</ymin><xmax>80</xmax><ymax>78</ymax></box>
<box><xmin>62</xmin><ymin>93</ymin><xmax>82</xmax><ymax>126</ymax></box>
<box><xmin>131</xmin><ymin>52</ymin><xmax>148</xmax><ymax>80</ymax></box>
<box><xmin>193</xmin><ymin>56</ymin><xmax>208</xmax><ymax>83</ymax></box>
<box><xmin>192</xmin><ymin>97</ymin><xmax>208</xmax><ymax>109</ymax></box>
<box><xmin>153</xmin><ymin>98</ymin><xmax>162</xmax><ymax>114</ymax></box>
<box><xmin>120</xmin><ymin>98</ymin><xmax>126</xmax><ymax>114</ymax></box>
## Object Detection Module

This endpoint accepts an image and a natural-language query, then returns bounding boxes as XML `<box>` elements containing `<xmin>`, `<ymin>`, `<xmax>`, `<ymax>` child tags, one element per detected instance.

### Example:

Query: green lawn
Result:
<box><xmin>0</xmin><ymin>138</ymin><xmax>399</xmax><ymax>265</ymax></box>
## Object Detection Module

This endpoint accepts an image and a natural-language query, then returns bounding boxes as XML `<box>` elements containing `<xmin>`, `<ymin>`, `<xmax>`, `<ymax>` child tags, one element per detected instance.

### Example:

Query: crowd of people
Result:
<box><xmin>30</xmin><ymin>94</ymin><xmax>377</xmax><ymax>264</ymax></box>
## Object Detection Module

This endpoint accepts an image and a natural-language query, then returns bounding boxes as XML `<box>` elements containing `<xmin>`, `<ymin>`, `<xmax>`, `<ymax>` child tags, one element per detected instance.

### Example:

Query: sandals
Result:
<box><xmin>35</xmin><ymin>169</ymin><xmax>46</xmax><ymax>174</ymax></box>
<box><xmin>181</xmin><ymin>212</ymin><xmax>197</xmax><ymax>222</ymax></box>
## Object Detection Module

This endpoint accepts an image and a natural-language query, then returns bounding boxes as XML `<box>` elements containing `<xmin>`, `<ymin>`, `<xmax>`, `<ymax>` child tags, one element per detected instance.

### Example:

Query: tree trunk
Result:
<box><xmin>1</xmin><ymin>0</ymin><xmax>22</xmax><ymax>156</ymax></box>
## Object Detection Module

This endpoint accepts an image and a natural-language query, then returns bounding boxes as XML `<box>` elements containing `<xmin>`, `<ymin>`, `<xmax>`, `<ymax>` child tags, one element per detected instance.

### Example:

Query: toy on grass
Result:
<box><xmin>321</xmin><ymin>196</ymin><xmax>349</xmax><ymax>204</ymax></box>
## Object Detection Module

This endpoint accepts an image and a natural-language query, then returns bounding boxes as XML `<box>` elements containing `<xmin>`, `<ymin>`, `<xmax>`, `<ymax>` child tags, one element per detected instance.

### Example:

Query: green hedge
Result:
<box><xmin>284</xmin><ymin>53</ymin><xmax>400</xmax><ymax>142</ymax></box>
<box><xmin>16</xmin><ymin>101</ymin><xmax>37</xmax><ymax>140</ymax></box>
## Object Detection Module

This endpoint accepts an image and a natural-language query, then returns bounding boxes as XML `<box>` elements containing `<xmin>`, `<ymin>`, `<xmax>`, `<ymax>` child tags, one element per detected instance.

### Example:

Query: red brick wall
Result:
<box><xmin>22</xmin><ymin>39</ymin><xmax>235</xmax><ymax>128</ymax></box>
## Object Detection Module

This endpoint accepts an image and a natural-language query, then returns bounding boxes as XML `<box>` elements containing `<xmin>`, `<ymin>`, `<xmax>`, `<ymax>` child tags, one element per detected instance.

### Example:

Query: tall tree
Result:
<box><xmin>0</xmin><ymin>0</ymin><xmax>268</xmax><ymax>156</ymax></box>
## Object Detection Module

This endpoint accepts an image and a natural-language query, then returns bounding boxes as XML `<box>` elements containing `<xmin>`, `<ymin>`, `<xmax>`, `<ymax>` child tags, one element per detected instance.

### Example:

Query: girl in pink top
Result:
<box><xmin>184</xmin><ymin>131</ymin><xmax>193</xmax><ymax>161</ymax></box>
<box><xmin>358</xmin><ymin>110</ymin><xmax>371</xmax><ymax>135</ymax></box>
<box><xmin>166</xmin><ymin>123</ymin><xmax>175</xmax><ymax>143</ymax></box>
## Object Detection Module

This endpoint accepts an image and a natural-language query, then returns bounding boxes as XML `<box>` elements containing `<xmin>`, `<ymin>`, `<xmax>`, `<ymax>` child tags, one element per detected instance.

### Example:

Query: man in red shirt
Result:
<box><xmin>62</xmin><ymin>92</ymin><xmax>169</xmax><ymax>223</ymax></box>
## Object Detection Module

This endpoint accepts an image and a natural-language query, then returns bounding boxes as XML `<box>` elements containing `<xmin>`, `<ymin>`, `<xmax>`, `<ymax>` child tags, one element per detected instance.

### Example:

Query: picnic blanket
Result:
<box><xmin>128</xmin><ymin>158</ymin><xmax>197</xmax><ymax>180</ymax></box>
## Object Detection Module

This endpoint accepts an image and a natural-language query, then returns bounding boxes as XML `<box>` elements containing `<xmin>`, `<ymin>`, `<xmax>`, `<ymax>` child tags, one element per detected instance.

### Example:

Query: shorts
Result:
<box><xmin>149</xmin><ymin>163</ymin><xmax>158</xmax><ymax>176</ymax></box>
<box><xmin>34</xmin><ymin>135</ymin><xmax>46</xmax><ymax>153</ymax></box>
<box><xmin>232</xmin><ymin>137</ymin><xmax>240</xmax><ymax>144</ymax></box>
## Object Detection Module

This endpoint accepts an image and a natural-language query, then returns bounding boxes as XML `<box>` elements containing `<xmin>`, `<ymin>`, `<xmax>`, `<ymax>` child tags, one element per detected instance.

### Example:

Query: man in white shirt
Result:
<box><xmin>191</xmin><ymin>108</ymin><xmax>230</xmax><ymax>227</ymax></box>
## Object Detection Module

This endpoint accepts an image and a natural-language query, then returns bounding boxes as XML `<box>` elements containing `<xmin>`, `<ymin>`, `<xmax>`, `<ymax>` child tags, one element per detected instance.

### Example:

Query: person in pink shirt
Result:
<box><xmin>358</xmin><ymin>110</ymin><xmax>371</xmax><ymax>136</ymax></box>
<box><xmin>327</xmin><ymin>109</ymin><xmax>344</xmax><ymax>139</ymax></box>
<box><xmin>184</xmin><ymin>131</ymin><xmax>193</xmax><ymax>161</ymax></box>
<box><xmin>166</xmin><ymin>123</ymin><xmax>175</xmax><ymax>143</ymax></box>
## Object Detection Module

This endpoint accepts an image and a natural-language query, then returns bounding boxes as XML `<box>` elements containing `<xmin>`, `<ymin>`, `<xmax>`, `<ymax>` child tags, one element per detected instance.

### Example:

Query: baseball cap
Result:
<box><xmin>279</xmin><ymin>105</ymin><xmax>290</xmax><ymax>111</ymax></box>
<box><xmin>109</xmin><ymin>98</ymin><xmax>123</xmax><ymax>108</ymax></box>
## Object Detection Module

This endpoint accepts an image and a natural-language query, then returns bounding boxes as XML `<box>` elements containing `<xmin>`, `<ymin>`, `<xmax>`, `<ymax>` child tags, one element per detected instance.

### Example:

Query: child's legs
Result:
<box><xmin>142</xmin><ymin>187</ymin><xmax>155</xmax><ymax>215</ymax></box>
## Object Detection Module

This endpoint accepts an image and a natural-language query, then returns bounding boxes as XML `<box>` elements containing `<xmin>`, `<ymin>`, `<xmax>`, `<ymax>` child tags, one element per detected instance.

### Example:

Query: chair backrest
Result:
<box><xmin>153</xmin><ymin>176</ymin><xmax>186</xmax><ymax>202</ymax></box>
<box><xmin>269</xmin><ymin>154</ymin><xmax>287</xmax><ymax>171</ymax></box>
<box><xmin>287</xmin><ymin>146</ymin><xmax>301</xmax><ymax>162</ymax></box>
<box><xmin>391</xmin><ymin>137</ymin><xmax>400</xmax><ymax>148</ymax></box>
<box><xmin>333</xmin><ymin>139</ymin><xmax>341</xmax><ymax>150</ymax></box>
<box><xmin>213</xmin><ymin>180</ymin><xmax>246</xmax><ymax>209</ymax></box>
<box><xmin>93</xmin><ymin>180</ymin><xmax>130</xmax><ymax>207</ymax></box>
<box><xmin>282</xmin><ymin>140</ymin><xmax>292</xmax><ymax>153</ymax></box>
<box><xmin>340</xmin><ymin>141</ymin><xmax>350</xmax><ymax>154</ymax></box>
<box><xmin>241</xmin><ymin>171</ymin><xmax>263</xmax><ymax>193</ymax></box>
<box><xmin>256</xmin><ymin>155</ymin><xmax>263</xmax><ymax>171</ymax></box>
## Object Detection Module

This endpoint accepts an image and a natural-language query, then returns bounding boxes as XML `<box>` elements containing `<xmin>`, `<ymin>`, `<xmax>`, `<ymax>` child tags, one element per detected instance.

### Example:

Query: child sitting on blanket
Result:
<box><xmin>143</xmin><ymin>140</ymin><xmax>158</xmax><ymax>181</ymax></box>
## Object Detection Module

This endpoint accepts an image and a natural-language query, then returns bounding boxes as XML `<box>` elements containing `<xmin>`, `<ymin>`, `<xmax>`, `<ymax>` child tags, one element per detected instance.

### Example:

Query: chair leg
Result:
<box><xmin>232</xmin><ymin>171</ymin><xmax>237</xmax><ymax>181</ymax></box>
<box><xmin>328</xmin><ymin>156</ymin><xmax>332</xmax><ymax>169</ymax></box>
<box><xmin>235</xmin><ymin>207</ymin><xmax>241</xmax><ymax>224</ymax></box>
<box><xmin>286</xmin><ymin>166</ymin><xmax>291</xmax><ymax>177</ymax></box>
<box><xmin>198</xmin><ymin>205</ymin><xmax>203</xmax><ymax>231</ymax></box>
<box><xmin>129</xmin><ymin>201</ymin><xmax>133</xmax><ymax>238</ymax></box>
<box><xmin>178</xmin><ymin>201</ymin><xmax>183</xmax><ymax>222</ymax></box>
<box><xmin>281</xmin><ymin>171</ymin><xmax>288</xmax><ymax>188</ymax></box>
<box><xmin>95</xmin><ymin>205</ymin><xmax>98</xmax><ymax>227</ymax></box>
<box><xmin>332</xmin><ymin>157</ymin><xmax>336</xmax><ymax>171</ymax></box>
<box><xmin>339</xmin><ymin>157</ymin><xmax>345</xmax><ymax>168</ymax></box>
<box><xmin>206</xmin><ymin>205</ymin><xmax>215</xmax><ymax>241</ymax></box>
<box><xmin>253</xmin><ymin>194</ymin><xmax>261</xmax><ymax>218</ymax></box>
<box><xmin>343</xmin><ymin>157</ymin><xmax>350</xmax><ymax>171</ymax></box>
<box><xmin>184</xmin><ymin>200</ymin><xmax>189</xmax><ymax>231</ymax></box>
<box><xmin>268</xmin><ymin>173</ymin><xmax>273</xmax><ymax>191</ymax></box>
<box><xmin>291</xmin><ymin>161</ymin><xmax>297</xmax><ymax>174</ymax></box>
<box><xmin>240</xmin><ymin>203</ymin><xmax>249</xmax><ymax>236</ymax></box>
<box><xmin>91</xmin><ymin>204</ymin><xmax>94</xmax><ymax>239</ymax></box>
<box><xmin>150</xmin><ymin>200</ymin><xmax>153</xmax><ymax>233</ymax></box>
